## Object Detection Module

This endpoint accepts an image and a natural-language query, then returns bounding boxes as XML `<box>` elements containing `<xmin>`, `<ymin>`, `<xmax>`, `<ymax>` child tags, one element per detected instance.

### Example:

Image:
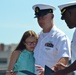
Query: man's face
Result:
<box><xmin>62</xmin><ymin>10</ymin><xmax>76</xmax><ymax>29</ymax></box>
<box><xmin>37</xmin><ymin>13</ymin><xmax>53</xmax><ymax>29</ymax></box>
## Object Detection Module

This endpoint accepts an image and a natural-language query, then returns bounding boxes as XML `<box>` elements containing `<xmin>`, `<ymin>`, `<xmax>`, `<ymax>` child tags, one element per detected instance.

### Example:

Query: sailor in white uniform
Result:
<box><xmin>58</xmin><ymin>1</ymin><xmax>76</xmax><ymax>75</ymax></box>
<box><xmin>32</xmin><ymin>4</ymin><xmax>71</xmax><ymax>74</ymax></box>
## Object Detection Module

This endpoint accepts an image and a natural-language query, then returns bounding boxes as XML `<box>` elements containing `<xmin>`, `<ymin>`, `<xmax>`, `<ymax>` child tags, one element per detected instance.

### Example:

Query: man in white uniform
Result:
<box><xmin>32</xmin><ymin>4</ymin><xmax>71</xmax><ymax>75</ymax></box>
<box><xmin>55</xmin><ymin>1</ymin><xmax>76</xmax><ymax>75</ymax></box>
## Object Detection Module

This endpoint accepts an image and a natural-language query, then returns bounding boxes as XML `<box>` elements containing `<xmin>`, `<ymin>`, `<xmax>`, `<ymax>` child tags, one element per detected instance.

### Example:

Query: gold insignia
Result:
<box><xmin>49</xmin><ymin>10</ymin><xmax>51</xmax><ymax>12</ymax></box>
<box><xmin>61</xmin><ymin>9</ymin><xmax>66</xmax><ymax>14</ymax></box>
<box><xmin>35</xmin><ymin>7</ymin><xmax>39</xmax><ymax>13</ymax></box>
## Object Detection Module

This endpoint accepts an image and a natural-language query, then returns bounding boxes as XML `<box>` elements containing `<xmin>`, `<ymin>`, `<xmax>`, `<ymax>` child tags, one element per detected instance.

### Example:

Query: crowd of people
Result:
<box><xmin>6</xmin><ymin>1</ymin><xmax>76</xmax><ymax>75</ymax></box>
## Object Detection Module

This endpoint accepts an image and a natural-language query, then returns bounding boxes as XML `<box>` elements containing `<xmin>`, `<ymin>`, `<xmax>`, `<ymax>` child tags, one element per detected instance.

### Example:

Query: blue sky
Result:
<box><xmin>0</xmin><ymin>0</ymin><xmax>75</xmax><ymax>44</ymax></box>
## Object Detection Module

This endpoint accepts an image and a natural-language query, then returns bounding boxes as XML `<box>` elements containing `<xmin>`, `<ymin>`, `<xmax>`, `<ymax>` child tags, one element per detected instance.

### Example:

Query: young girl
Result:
<box><xmin>6</xmin><ymin>30</ymin><xmax>38</xmax><ymax>75</ymax></box>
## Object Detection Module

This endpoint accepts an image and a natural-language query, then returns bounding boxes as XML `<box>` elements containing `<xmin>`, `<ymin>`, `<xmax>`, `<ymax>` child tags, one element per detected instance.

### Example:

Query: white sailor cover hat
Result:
<box><xmin>32</xmin><ymin>4</ymin><xmax>56</xmax><ymax>18</ymax></box>
<box><xmin>58</xmin><ymin>1</ymin><xmax>76</xmax><ymax>19</ymax></box>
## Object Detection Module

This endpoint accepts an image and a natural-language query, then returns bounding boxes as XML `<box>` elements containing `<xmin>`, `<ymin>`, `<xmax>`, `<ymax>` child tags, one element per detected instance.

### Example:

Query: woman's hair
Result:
<box><xmin>15</xmin><ymin>30</ymin><xmax>38</xmax><ymax>51</ymax></box>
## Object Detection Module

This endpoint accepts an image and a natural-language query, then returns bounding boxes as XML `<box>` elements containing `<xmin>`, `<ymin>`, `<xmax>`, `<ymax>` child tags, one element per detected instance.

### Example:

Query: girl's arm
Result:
<box><xmin>6</xmin><ymin>50</ymin><xmax>21</xmax><ymax>75</ymax></box>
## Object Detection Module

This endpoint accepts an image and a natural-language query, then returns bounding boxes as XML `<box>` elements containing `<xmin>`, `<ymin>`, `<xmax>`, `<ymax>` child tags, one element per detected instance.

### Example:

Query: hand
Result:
<box><xmin>6</xmin><ymin>72</ymin><xmax>17</xmax><ymax>75</ymax></box>
<box><xmin>52</xmin><ymin>63</ymin><xmax>67</xmax><ymax>72</ymax></box>
<box><xmin>35</xmin><ymin>64</ymin><xmax>44</xmax><ymax>75</ymax></box>
<box><xmin>11</xmin><ymin>72</ymin><xmax>17</xmax><ymax>75</ymax></box>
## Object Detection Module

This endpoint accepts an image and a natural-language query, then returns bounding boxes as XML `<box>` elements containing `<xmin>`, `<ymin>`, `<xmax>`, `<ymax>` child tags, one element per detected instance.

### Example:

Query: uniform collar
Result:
<box><xmin>39</xmin><ymin>25</ymin><xmax>57</xmax><ymax>38</ymax></box>
<box><xmin>49</xmin><ymin>25</ymin><xmax>57</xmax><ymax>37</ymax></box>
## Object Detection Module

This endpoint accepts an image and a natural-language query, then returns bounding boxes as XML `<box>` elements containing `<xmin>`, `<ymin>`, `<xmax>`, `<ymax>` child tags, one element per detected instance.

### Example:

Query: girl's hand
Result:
<box><xmin>6</xmin><ymin>71</ymin><xmax>17</xmax><ymax>75</ymax></box>
<box><xmin>35</xmin><ymin>64</ymin><xmax>44</xmax><ymax>75</ymax></box>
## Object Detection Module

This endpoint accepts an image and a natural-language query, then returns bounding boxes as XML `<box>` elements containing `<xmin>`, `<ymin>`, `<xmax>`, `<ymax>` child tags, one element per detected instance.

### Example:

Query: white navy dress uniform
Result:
<box><xmin>71</xmin><ymin>29</ymin><xmax>76</xmax><ymax>75</ymax></box>
<box><xmin>32</xmin><ymin>4</ymin><xmax>71</xmax><ymax>74</ymax></box>
<box><xmin>58</xmin><ymin>1</ymin><xmax>76</xmax><ymax>75</ymax></box>
<box><xmin>34</xmin><ymin>25</ymin><xmax>71</xmax><ymax>67</ymax></box>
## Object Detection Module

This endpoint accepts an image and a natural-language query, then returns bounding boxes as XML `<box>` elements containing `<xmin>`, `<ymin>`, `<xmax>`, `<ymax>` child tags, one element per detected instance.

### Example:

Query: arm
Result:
<box><xmin>52</xmin><ymin>57</ymin><xmax>69</xmax><ymax>71</ymax></box>
<box><xmin>52</xmin><ymin>35</ymin><xmax>71</xmax><ymax>71</ymax></box>
<box><xmin>55</xmin><ymin>60</ymin><xmax>76</xmax><ymax>75</ymax></box>
<box><xmin>6</xmin><ymin>50</ymin><xmax>21</xmax><ymax>75</ymax></box>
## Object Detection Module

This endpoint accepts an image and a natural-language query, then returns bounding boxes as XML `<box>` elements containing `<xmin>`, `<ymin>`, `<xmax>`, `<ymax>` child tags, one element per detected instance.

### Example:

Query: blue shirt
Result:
<box><xmin>13</xmin><ymin>49</ymin><xmax>35</xmax><ymax>75</ymax></box>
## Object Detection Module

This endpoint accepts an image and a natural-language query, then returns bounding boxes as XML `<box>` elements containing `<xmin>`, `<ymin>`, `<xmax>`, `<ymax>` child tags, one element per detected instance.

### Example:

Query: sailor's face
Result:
<box><xmin>62</xmin><ymin>10</ymin><xmax>76</xmax><ymax>29</ymax></box>
<box><xmin>37</xmin><ymin>13</ymin><xmax>53</xmax><ymax>29</ymax></box>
